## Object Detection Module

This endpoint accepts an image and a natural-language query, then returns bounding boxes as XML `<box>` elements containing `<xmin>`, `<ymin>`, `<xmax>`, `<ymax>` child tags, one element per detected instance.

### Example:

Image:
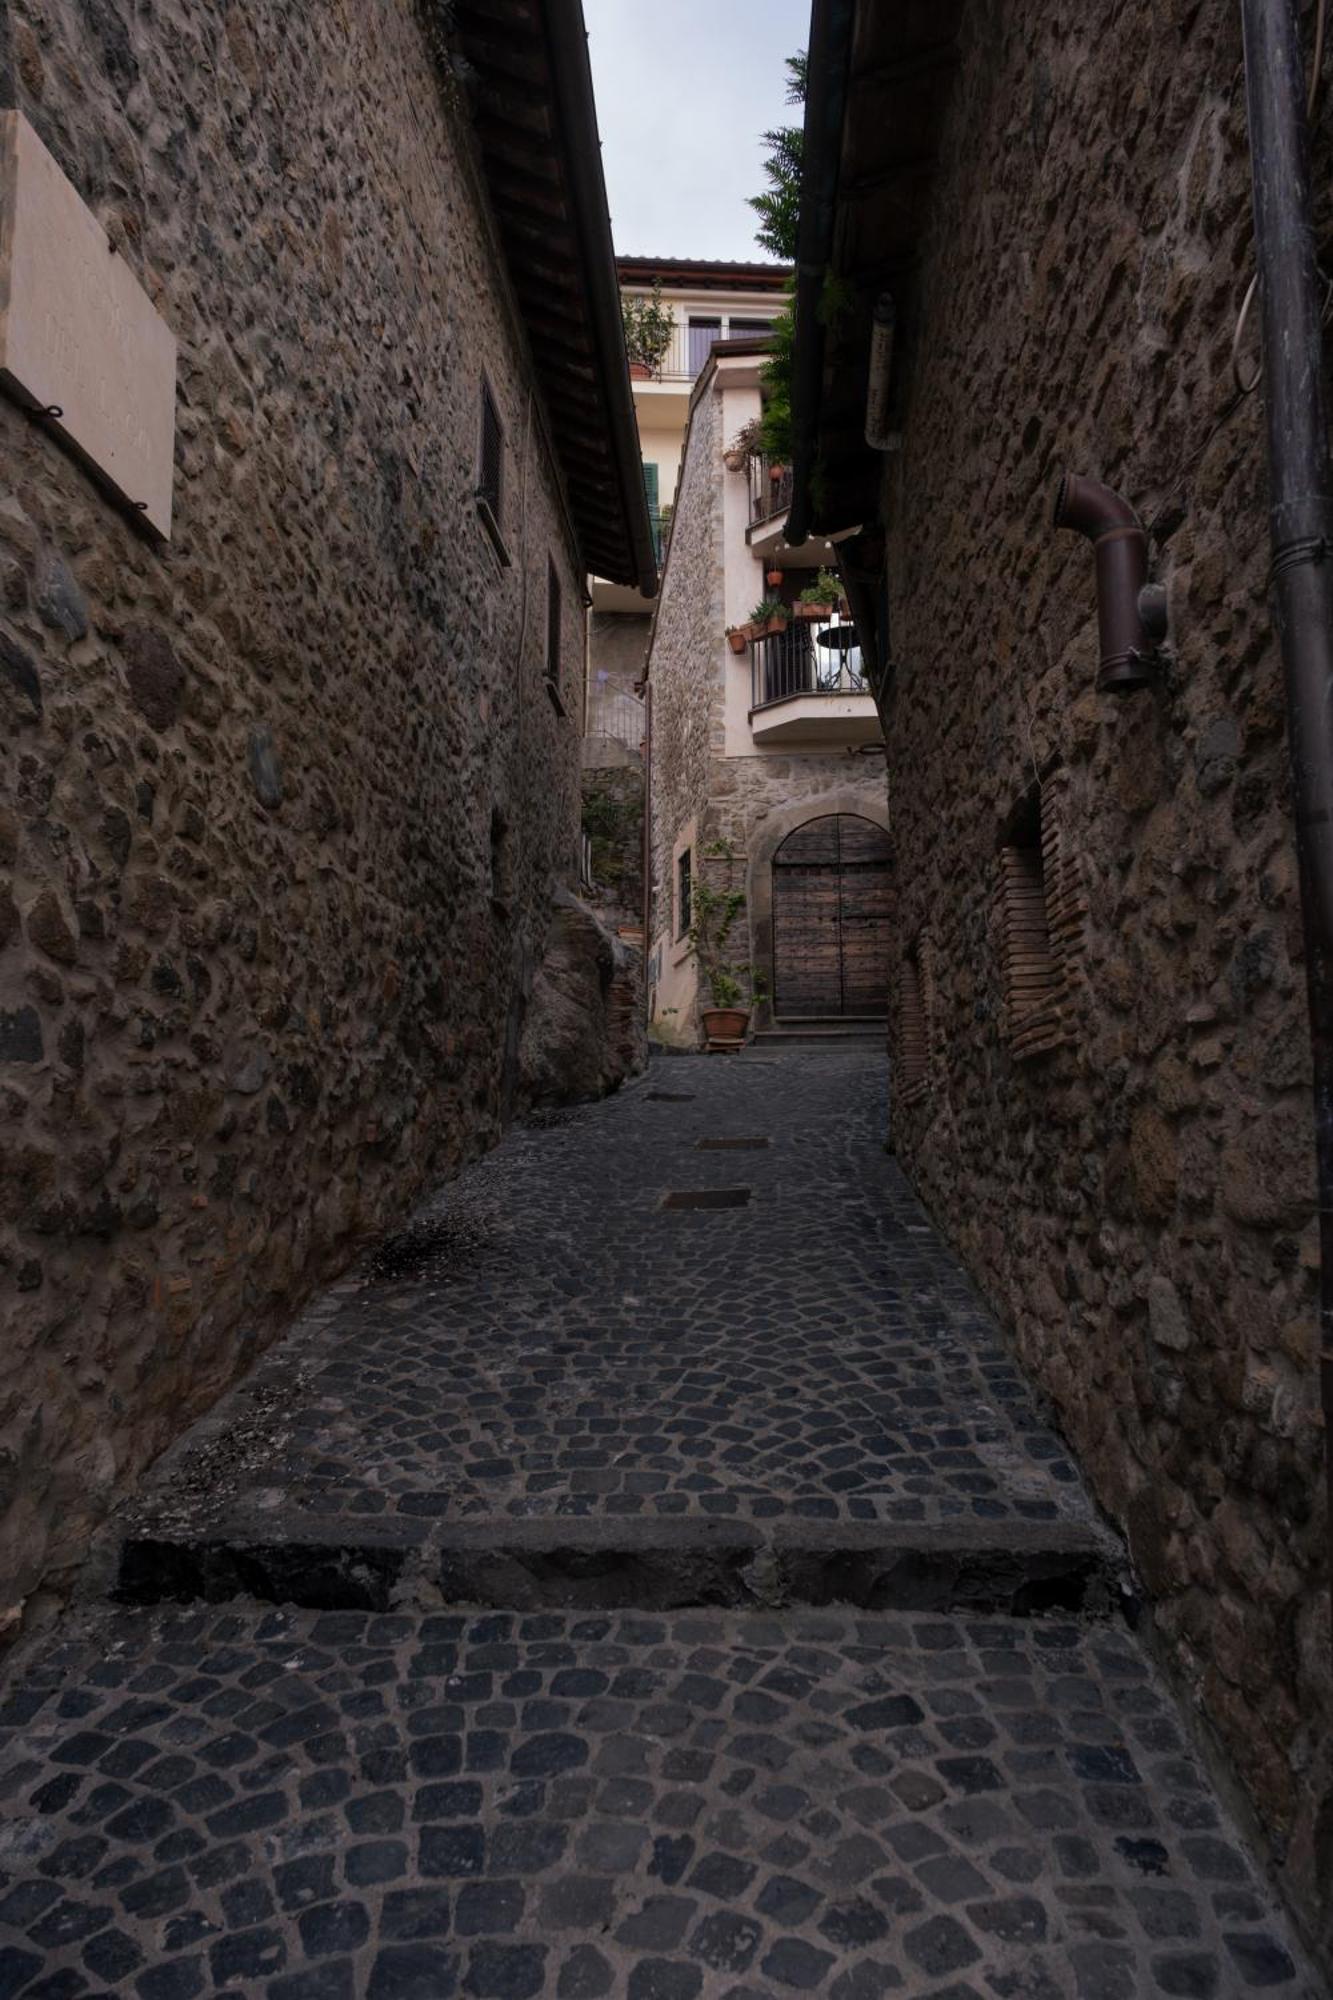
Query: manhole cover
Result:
<box><xmin>661</xmin><ymin>1188</ymin><xmax>751</xmax><ymax>1210</ymax></box>
<box><xmin>695</xmin><ymin>1137</ymin><xmax>770</xmax><ymax>1150</ymax></box>
<box><xmin>648</xmin><ymin>1091</ymin><xmax>695</xmax><ymax>1102</ymax></box>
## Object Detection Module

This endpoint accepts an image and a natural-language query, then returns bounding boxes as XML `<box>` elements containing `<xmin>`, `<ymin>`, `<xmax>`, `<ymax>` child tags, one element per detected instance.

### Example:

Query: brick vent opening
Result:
<box><xmin>997</xmin><ymin>780</ymin><xmax>1083</xmax><ymax>1061</ymax></box>
<box><xmin>897</xmin><ymin>941</ymin><xmax>930</xmax><ymax>1103</ymax></box>
<box><xmin>661</xmin><ymin>1188</ymin><xmax>752</xmax><ymax>1210</ymax></box>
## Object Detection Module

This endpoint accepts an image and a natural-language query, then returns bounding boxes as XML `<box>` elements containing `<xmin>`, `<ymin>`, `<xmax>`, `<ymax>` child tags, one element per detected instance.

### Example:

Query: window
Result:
<box><xmin>490</xmin><ymin>806</ymin><xmax>512</xmax><ymax>912</ymax></box>
<box><xmin>476</xmin><ymin>378</ymin><xmax>508</xmax><ymax>563</ymax></box>
<box><xmin>676</xmin><ymin>848</ymin><xmax>692</xmax><ymax>938</ymax></box>
<box><xmin>997</xmin><ymin>783</ymin><xmax>1069</xmax><ymax>1060</ymax></box>
<box><xmin>643</xmin><ymin>460</ymin><xmax>661</xmax><ymax>564</ymax></box>
<box><xmin>728</xmin><ymin>317</ymin><xmax>774</xmax><ymax>339</ymax></box>
<box><xmin>687</xmin><ymin>318</ymin><xmax>721</xmax><ymax>375</ymax></box>
<box><xmin>545</xmin><ymin>558</ymin><xmax>564</xmax><ymax>713</ymax></box>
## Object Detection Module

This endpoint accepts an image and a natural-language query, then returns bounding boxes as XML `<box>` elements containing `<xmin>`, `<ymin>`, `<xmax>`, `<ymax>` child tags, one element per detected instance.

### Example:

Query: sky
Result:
<box><xmin>583</xmin><ymin>0</ymin><xmax>810</xmax><ymax>263</ymax></box>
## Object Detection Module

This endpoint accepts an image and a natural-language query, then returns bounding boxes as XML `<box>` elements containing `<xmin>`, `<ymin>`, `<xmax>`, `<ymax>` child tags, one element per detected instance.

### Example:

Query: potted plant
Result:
<box><xmin>688</xmin><ymin>850</ymin><xmax>755</xmax><ymax>1049</ymax></box>
<box><xmin>723</xmin><ymin>416</ymin><xmax>764</xmax><ymax>472</ymax></box>
<box><xmin>726</xmin><ymin>626</ymin><xmax>748</xmax><ymax>654</ymax></box>
<box><xmin>621</xmin><ymin>280</ymin><xmax>674</xmax><ymax>380</ymax></box>
<box><xmin>749</xmin><ymin>597</ymin><xmax>789</xmax><ymax>639</ymax></box>
<box><xmin>765</xmin><ymin>565</ymin><xmax>785</xmax><ymax>589</ymax></box>
<box><xmin>794</xmin><ymin>566</ymin><xmax>845</xmax><ymax>619</ymax></box>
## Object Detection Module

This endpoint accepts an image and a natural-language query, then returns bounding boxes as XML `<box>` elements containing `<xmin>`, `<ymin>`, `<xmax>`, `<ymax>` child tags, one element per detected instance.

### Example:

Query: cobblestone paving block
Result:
<box><xmin>0</xmin><ymin>1605</ymin><xmax>1319</xmax><ymax>1996</ymax></box>
<box><xmin>124</xmin><ymin>1055</ymin><xmax>1103</xmax><ymax>1559</ymax></box>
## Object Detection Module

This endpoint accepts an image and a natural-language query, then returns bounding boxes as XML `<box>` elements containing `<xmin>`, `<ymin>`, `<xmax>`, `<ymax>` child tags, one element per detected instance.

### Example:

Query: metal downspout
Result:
<box><xmin>1239</xmin><ymin>0</ymin><xmax>1333</xmax><ymax>1595</ymax></box>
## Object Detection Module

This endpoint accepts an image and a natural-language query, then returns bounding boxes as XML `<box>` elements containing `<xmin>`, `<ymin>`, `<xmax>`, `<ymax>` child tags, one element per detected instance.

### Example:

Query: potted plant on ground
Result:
<box><xmin>621</xmin><ymin>280</ymin><xmax>674</xmax><ymax>380</ymax></box>
<box><xmin>688</xmin><ymin>848</ymin><xmax>755</xmax><ymax>1049</ymax></box>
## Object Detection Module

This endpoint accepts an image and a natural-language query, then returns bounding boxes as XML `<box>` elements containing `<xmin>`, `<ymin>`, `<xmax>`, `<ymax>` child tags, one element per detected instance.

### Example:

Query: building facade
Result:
<box><xmin>792</xmin><ymin>0</ymin><xmax>1331</xmax><ymax>1957</ymax></box>
<box><xmin>586</xmin><ymin>257</ymin><xmax>789</xmax><ymax>760</ymax></box>
<box><xmin>645</xmin><ymin>338</ymin><xmax>889</xmax><ymax>1045</ymax></box>
<box><xmin>0</xmin><ymin>0</ymin><xmax>652</xmax><ymax>1630</ymax></box>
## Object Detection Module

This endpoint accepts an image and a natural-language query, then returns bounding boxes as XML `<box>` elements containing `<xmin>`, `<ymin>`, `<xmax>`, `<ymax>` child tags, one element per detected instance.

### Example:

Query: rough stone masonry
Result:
<box><xmin>0</xmin><ymin>0</ymin><xmax>601</xmax><ymax>1636</ymax></box>
<box><xmin>873</xmin><ymin>0</ymin><xmax>1332</xmax><ymax>1960</ymax></box>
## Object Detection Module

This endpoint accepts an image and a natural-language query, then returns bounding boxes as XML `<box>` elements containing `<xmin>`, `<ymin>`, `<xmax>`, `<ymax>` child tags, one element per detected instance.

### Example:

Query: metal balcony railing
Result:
<box><xmin>750</xmin><ymin>618</ymin><xmax>867</xmax><ymax>710</ymax></box>
<box><xmin>748</xmin><ymin>454</ymin><xmax>794</xmax><ymax>525</ymax></box>
<box><xmin>586</xmin><ymin>684</ymin><xmax>646</xmax><ymax>752</ymax></box>
<box><xmin>630</xmin><ymin>324</ymin><xmax>697</xmax><ymax>384</ymax></box>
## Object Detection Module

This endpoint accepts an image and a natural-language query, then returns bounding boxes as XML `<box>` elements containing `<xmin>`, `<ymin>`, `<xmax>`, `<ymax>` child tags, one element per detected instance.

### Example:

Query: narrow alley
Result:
<box><xmin>0</xmin><ymin>1052</ymin><xmax>1319</xmax><ymax>1997</ymax></box>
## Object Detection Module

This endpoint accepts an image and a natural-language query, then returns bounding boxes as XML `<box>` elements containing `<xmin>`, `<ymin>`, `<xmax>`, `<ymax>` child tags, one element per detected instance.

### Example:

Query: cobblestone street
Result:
<box><xmin>0</xmin><ymin>1053</ymin><xmax>1323</xmax><ymax>1995</ymax></box>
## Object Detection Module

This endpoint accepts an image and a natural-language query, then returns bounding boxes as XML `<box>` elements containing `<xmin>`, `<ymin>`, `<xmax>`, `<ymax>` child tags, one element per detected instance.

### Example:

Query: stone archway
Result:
<box><xmin>744</xmin><ymin>788</ymin><xmax>891</xmax><ymax>1024</ymax></box>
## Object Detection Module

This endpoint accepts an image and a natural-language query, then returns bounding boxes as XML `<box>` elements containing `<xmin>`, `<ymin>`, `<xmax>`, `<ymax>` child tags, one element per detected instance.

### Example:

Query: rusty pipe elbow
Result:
<box><xmin>1054</xmin><ymin>471</ymin><xmax>1159</xmax><ymax>693</ymax></box>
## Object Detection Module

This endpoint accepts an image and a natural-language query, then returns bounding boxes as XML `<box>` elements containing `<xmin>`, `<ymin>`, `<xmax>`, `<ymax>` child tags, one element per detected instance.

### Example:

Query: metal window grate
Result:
<box><xmin>661</xmin><ymin>1188</ymin><xmax>751</xmax><ymax>1210</ymax></box>
<box><xmin>478</xmin><ymin>380</ymin><xmax>503</xmax><ymax>521</ymax></box>
<box><xmin>546</xmin><ymin>558</ymin><xmax>561</xmax><ymax>691</ymax></box>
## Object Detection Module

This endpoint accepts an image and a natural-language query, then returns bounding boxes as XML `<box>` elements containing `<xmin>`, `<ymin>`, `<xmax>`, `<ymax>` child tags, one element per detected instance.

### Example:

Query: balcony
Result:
<box><xmin>748</xmin><ymin>619</ymin><xmax>882</xmax><ymax>747</ymax></box>
<box><xmin>748</xmin><ymin>454</ymin><xmax>793</xmax><ymax>526</ymax></box>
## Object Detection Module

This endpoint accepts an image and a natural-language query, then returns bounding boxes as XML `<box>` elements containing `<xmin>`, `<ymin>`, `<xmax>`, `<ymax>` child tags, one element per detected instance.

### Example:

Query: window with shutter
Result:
<box><xmin>476</xmin><ymin>379</ymin><xmax>509</xmax><ymax>564</ymax></box>
<box><xmin>643</xmin><ymin>460</ymin><xmax>660</xmax><ymax>564</ymax></box>
<box><xmin>545</xmin><ymin>558</ymin><xmax>564</xmax><ymax>713</ymax></box>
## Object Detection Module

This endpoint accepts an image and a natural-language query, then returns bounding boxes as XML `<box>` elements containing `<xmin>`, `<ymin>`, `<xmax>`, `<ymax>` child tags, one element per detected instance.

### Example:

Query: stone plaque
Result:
<box><xmin>0</xmin><ymin>111</ymin><xmax>176</xmax><ymax>538</ymax></box>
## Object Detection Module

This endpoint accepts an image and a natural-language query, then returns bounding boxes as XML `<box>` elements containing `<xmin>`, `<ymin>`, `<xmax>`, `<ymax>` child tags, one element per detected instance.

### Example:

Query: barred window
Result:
<box><xmin>478</xmin><ymin>380</ymin><xmax>503</xmax><ymax>523</ymax></box>
<box><xmin>545</xmin><ymin>558</ymin><xmax>562</xmax><ymax>710</ymax></box>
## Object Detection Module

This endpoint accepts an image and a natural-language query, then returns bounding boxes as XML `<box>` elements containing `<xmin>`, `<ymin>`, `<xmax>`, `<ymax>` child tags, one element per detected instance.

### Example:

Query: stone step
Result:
<box><xmin>751</xmin><ymin>1018</ymin><xmax>886</xmax><ymax>1046</ymax></box>
<box><xmin>115</xmin><ymin>1513</ymin><xmax>1120</xmax><ymax>1620</ymax></box>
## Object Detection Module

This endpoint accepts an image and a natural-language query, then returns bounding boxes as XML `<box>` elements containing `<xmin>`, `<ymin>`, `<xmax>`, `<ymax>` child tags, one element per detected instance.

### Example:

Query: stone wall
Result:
<box><xmin>645</xmin><ymin>377</ymin><xmax>723</xmax><ymax>1025</ymax></box>
<box><xmin>882</xmin><ymin>0</ymin><xmax>1331</xmax><ymax>1948</ymax></box>
<box><xmin>0</xmin><ymin>0</ymin><xmax>590</xmax><ymax>1630</ymax></box>
<box><xmin>581</xmin><ymin>766</ymin><xmax>644</xmax><ymax>930</ymax></box>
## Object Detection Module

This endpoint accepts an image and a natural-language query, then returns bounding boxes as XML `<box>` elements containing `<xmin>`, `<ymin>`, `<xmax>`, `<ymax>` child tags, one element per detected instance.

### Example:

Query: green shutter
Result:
<box><xmin>643</xmin><ymin>461</ymin><xmax>660</xmax><ymax>562</ymax></box>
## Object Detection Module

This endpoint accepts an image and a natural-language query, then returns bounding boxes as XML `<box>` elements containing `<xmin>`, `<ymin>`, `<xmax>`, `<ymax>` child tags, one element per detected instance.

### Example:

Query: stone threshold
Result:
<box><xmin>115</xmin><ymin>1513</ymin><xmax>1121</xmax><ymax>1620</ymax></box>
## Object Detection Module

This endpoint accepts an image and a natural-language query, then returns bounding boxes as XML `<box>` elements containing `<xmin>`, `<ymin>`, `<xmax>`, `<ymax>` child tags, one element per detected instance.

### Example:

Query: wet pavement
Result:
<box><xmin>0</xmin><ymin>1052</ymin><xmax>1322</xmax><ymax>1996</ymax></box>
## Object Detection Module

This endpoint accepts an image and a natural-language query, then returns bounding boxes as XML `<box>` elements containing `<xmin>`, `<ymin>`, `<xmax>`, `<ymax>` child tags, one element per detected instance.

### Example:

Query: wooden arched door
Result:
<box><xmin>772</xmin><ymin>814</ymin><xmax>891</xmax><ymax>1018</ymax></box>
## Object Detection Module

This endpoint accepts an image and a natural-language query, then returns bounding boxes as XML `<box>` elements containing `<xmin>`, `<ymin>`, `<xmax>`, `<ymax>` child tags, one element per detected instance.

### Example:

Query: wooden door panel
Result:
<box><xmin>773</xmin><ymin>814</ymin><xmax>891</xmax><ymax>1019</ymax></box>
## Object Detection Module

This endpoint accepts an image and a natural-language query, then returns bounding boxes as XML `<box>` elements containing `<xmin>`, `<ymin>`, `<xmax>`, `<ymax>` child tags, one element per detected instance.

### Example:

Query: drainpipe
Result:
<box><xmin>1239</xmin><ymin>0</ymin><xmax>1333</xmax><ymax>1595</ymax></box>
<box><xmin>1053</xmin><ymin>473</ymin><xmax>1166</xmax><ymax>692</ymax></box>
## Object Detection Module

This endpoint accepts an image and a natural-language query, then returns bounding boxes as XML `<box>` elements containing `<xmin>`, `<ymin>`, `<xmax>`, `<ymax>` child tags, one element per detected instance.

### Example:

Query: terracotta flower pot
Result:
<box><xmin>629</xmin><ymin>361</ymin><xmax>651</xmax><ymax>380</ymax></box>
<box><xmin>727</xmin><ymin>630</ymin><xmax>748</xmax><ymax>654</ymax></box>
<box><xmin>766</xmin><ymin>567</ymin><xmax>784</xmax><ymax>588</ymax></box>
<box><xmin>701</xmin><ymin>1006</ymin><xmax>750</xmax><ymax>1048</ymax></box>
